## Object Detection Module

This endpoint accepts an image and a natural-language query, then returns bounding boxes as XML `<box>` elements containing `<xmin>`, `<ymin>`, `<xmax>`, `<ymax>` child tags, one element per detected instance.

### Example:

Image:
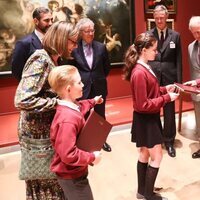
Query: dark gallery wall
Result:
<box><xmin>0</xmin><ymin>0</ymin><xmax>200</xmax><ymax>115</ymax></box>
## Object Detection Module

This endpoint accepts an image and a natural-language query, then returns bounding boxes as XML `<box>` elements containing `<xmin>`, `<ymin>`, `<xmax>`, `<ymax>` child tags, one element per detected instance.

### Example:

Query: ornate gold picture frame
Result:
<box><xmin>147</xmin><ymin>18</ymin><xmax>174</xmax><ymax>30</ymax></box>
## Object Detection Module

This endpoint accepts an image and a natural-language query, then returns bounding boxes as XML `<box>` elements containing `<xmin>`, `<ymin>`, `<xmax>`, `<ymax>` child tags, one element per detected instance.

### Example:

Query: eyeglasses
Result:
<box><xmin>68</xmin><ymin>38</ymin><xmax>78</xmax><ymax>46</ymax></box>
<box><xmin>82</xmin><ymin>30</ymin><xmax>95</xmax><ymax>34</ymax></box>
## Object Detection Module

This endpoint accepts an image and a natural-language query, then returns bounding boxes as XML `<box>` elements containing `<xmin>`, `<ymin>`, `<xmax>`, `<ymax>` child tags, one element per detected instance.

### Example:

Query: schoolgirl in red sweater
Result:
<box><xmin>123</xmin><ymin>33</ymin><xmax>179</xmax><ymax>200</ymax></box>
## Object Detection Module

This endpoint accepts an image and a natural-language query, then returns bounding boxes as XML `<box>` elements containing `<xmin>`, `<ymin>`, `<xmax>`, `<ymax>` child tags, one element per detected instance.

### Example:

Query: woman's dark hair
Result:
<box><xmin>123</xmin><ymin>33</ymin><xmax>157</xmax><ymax>81</ymax></box>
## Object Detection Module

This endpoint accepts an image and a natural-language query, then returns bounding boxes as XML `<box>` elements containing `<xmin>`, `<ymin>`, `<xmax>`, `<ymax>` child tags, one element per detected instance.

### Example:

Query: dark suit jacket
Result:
<box><xmin>147</xmin><ymin>28</ymin><xmax>182</xmax><ymax>85</ymax></box>
<box><xmin>72</xmin><ymin>40</ymin><xmax>110</xmax><ymax>99</ymax></box>
<box><xmin>11</xmin><ymin>31</ymin><xmax>42</xmax><ymax>81</ymax></box>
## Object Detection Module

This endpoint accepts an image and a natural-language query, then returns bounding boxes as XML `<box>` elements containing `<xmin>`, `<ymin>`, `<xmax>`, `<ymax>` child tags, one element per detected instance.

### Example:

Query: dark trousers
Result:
<box><xmin>163</xmin><ymin>101</ymin><xmax>176</xmax><ymax>146</ymax></box>
<box><xmin>86</xmin><ymin>86</ymin><xmax>106</xmax><ymax>119</ymax></box>
<box><xmin>57</xmin><ymin>174</ymin><xmax>93</xmax><ymax>200</ymax></box>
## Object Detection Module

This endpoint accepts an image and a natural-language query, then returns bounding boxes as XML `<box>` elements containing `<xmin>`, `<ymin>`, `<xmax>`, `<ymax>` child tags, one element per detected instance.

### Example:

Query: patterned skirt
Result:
<box><xmin>26</xmin><ymin>179</ymin><xmax>65</xmax><ymax>200</ymax></box>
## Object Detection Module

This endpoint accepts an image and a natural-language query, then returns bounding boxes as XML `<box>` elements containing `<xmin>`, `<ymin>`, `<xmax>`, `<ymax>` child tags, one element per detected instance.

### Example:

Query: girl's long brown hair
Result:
<box><xmin>123</xmin><ymin>33</ymin><xmax>157</xmax><ymax>81</ymax></box>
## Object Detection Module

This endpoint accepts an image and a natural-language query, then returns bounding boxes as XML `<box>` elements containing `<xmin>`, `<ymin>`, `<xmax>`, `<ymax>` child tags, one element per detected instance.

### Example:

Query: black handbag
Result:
<box><xmin>19</xmin><ymin>137</ymin><xmax>56</xmax><ymax>180</ymax></box>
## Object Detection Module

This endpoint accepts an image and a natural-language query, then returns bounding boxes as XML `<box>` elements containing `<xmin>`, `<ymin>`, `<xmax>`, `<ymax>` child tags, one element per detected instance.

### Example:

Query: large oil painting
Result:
<box><xmin>0</xmin><ymin>0</ymin><xmax>134</xmax><ymax>75</ymax></box>
<box><xmin>144</xmin><ymin>0</ymin><xmax>177</xmax><ymax>14</ymax></box>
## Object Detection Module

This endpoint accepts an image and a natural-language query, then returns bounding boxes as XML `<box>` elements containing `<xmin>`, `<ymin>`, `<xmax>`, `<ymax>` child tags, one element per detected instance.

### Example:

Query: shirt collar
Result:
<box><xmin>137</xmin><ymin>60</ymin><xmax>156</xmax><ymax>77</ymax></box>
<box><xmin>57</xmin><ymin>99</ymin><xmax>80</xmax><ymax>112</ymax></box>
<box><xmin>194</xmin><ymin>40</ymin><xmax>200</xmax><ymax>48</ymax></box>
<box><xmin>82</xmin><ymin>41</ymin><xmax>87</xmax><ymax>46</ymax></box>
<box><xmin>137</xmin><ymin>60</ymin><xmax>150</xmax><ymax>70</ymax></box>
<box><xmin>82</xmin><ymin>41</ymin><xmax>92</xmax><ymax>48</ymax></box>
<box><xmin>34</xmin><ymin>29</ymin><xmax>44</xmax><ymax>42</ymax></box>
<box><xmin>157</xmin><ymin>27</ymin><xmax>167</xmax><ymax>35</ymax></box>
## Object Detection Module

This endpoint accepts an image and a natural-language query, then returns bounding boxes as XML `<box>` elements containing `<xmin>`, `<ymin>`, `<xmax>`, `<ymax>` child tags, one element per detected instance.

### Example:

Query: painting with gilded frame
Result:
<box><xmin>147</xmin><ymin>18</ymin><xmax>174</xmax><ymax>30</ymax></box>
<box><xmin>0</xmin><ymin>0</ymin><xmax>135</xmax><ymax>75</ymax></box>
<box><xmin>144</xmin><ymin>0</ymin><xmax>177</xmax><ymax>14</ymax></box>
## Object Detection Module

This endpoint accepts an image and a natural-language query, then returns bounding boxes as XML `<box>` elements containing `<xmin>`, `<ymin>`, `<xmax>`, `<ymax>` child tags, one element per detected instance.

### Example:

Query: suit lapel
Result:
<box><xmin>191</xmin><ymin>41</ymin><xmax>199</xmax><ymax>68</ymax></box>
<box><xmin>153</xmin><ymin>28</ymin><xmax>159</xmax><ymax>39</ymax></box>
<box><xmin>31</xmin><ymin>32</ymin><xmax>42</xmax><ymax>49</ymax></box>
<box><xmin>160</xmin><ymin>28</ymin><xmax>172</xmax><ymax>53</ymax></box>
<box><xmin>91</xmin><ymin>42</ymin><xmax>96</xmax><ymax>69</ymax></box>
<box><xmin>152</xmin><ymin>28</ymin><xmax>163</xmax><ymax>50</ymax></box>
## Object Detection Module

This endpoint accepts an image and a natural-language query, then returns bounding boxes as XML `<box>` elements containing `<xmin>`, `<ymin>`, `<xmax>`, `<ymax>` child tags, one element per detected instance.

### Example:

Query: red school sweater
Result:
<box><xmin>131</xmin><ymin>64</ymin><xmax>171</xmax><ymax>113</ymax></box>
<box><xmin>50</xmin><ymin>99</ymin><xmax>96</xmax><ymax>179</ymax></box>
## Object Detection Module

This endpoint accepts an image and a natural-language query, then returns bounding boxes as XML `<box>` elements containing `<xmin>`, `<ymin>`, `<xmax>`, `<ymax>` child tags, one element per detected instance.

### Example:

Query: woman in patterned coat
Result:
<box><xmin>14</xmin><ymin>21</ymin><xmax>78</xmax><ymax>200</ymax></box>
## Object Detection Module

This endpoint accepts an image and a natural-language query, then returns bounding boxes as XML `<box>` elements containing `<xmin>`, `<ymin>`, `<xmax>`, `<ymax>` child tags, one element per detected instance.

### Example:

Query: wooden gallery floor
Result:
<box><xmin>0</xmin><ymin>110</ymin><xmax>200</xmax><ymax>200</ymax></box>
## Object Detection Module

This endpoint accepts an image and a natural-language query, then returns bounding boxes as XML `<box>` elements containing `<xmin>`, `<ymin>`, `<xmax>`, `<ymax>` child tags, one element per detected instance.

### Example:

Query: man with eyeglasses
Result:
<box><xmin>147</xmin><ymin>5</ymin><xmax>182</xmax><ymax>158</ymax></box>
<box><xmin>72</xmin><ymin>18</ymin><xmax>112</xmax><ymax>152</ymax></box>
<box><xmin>12</xmin><ymin>7</ymin><xmax>53</xmax><ymax>81</ymax></box>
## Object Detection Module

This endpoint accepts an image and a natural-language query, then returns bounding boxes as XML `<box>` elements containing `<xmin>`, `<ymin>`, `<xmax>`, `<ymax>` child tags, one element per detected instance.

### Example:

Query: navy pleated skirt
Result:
<box><xmin>131</xmin><ymin>111</ymin><xmax>163</xmax><ymax>148</ymax></box>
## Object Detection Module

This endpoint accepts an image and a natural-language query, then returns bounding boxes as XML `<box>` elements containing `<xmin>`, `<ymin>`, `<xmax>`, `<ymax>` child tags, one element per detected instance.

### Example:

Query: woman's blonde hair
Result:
<box><xmin>42</xmin><ymin>21</ymin><xmax>79</xmax><ymax>58</ymax></box>
<box><xmin>48</xmin><ymin>65</ymin><xmax>78</xmax><ymax>96</ymax></box>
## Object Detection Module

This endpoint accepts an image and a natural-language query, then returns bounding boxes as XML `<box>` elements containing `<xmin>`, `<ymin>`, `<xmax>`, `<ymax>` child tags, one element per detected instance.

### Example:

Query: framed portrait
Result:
<box><xmin>144</xmin><ymin>0</ymin><xmax>177</xmax><ymax>14</ymax></box>
<box><xmin>0</xmin><ymin>0</ymin><xmax>135</xmax><ymax>75</ymax></box>
<box><xmin>147</xmin><ymin>18</ymin><xmax>174</xmax><ymax>30</ymax></box>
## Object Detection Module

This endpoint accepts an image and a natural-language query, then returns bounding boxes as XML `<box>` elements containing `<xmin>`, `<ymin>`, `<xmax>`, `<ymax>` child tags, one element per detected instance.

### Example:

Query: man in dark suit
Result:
<box><xmin>11</xmin><ymin>7</ymin><xmax>53</xmax><ymax>81</ymax></box>
<box><xmin>72</xmin><ymin>18</ymin><xmax>111</xmax><ymax>152</ymax></box>
<box><xmin>147</xmin><ymin>5</ymin><xmax>182</xmax><ymax>157</ymax></box>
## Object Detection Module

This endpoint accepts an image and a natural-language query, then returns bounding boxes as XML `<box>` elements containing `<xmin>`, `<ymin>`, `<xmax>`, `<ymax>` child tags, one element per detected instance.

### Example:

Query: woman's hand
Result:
<box><xmin>94</xmin><ymin>95</ymin><xmax>104</xmax><ymax>104</ymax></box>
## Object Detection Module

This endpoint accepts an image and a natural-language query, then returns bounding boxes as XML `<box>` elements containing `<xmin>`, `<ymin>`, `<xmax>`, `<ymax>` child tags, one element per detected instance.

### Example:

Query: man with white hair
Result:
<box><xmin>72</xmin><ymin>18</ymin><xmax>112</xmax><ymax>152</ymax></box>
<box><xmin>184</xmin><ymin>16</ymin><xmax>200</xmax><ymax>158</ymax></box>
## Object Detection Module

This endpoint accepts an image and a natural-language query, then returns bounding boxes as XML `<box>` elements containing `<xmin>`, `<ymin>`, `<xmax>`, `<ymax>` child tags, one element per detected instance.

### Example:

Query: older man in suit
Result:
<box><xmin>72</xmin><ymin>18</ymin><xmax>111</xmax><ymax>152</ymax></box>
<box><xmin>12</xmin><ymin>7</ymin><xmax>53</xmax><ymax>81</ymax></box>
<box><xmin>184</xmin><ymin>16</ymin><xmax>200</xmax><ymax>159</ymax></box>
<box><xmin>147</xmin><ymin>5</ymin><xmax>182</xmax><ymax>157</ymax></box>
